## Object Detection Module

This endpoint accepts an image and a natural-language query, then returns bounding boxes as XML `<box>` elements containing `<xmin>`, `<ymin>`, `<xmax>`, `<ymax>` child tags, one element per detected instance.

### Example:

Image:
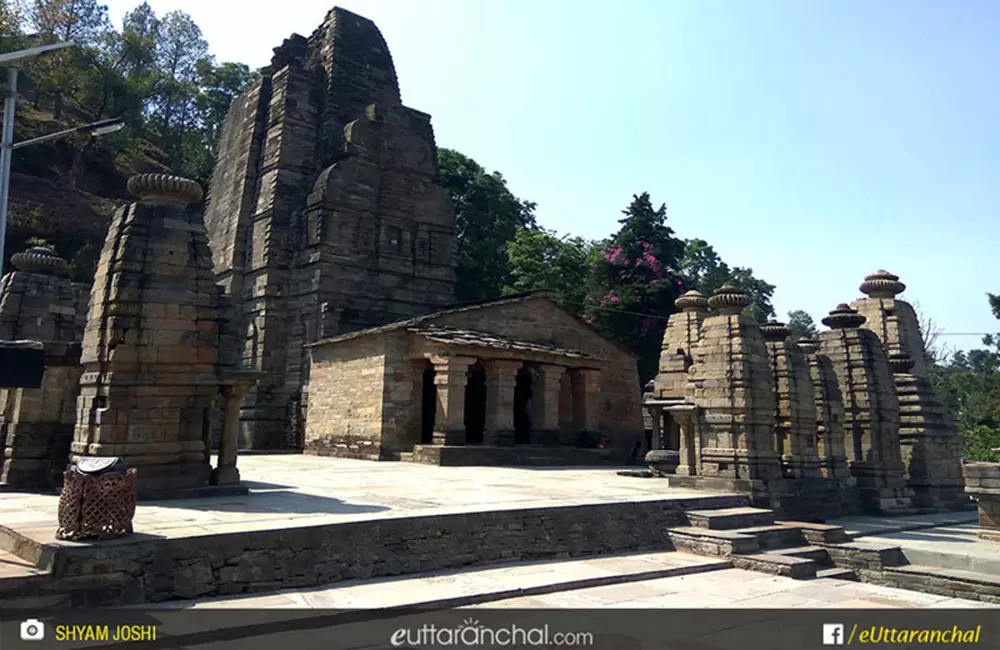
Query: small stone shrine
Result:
<box><xmin>662</xmin><ymin>285</ymin><xmax>785</xmax><ymax>507</ymax></box>
<box><xmin>851</xmin><ymin>270</ymin><xmax>966</xmax><ymax>510</ymax></box>
<box><xmin>818</xmin><ymin>303</ymin><xmax>913</xmax><ymax>513</ymax></box>
<box><xmin>71</xmin><ymin>174</ymin><xmax>258</xmax><ymax>499</ymax></box>
<box><xmin>642</xmin><ymin>272</ymin><xmax>972</xmax><ymax>518</ymax></box>
<box><xmin>0</xmin><ymin>245</ymin><xmax>87</xmax><ymax>488</ymax></box>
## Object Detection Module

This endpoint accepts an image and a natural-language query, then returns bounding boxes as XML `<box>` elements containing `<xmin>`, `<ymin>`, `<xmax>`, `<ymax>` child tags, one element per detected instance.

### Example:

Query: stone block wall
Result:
<box><xmin>305</xmin><ymin>335</ymin><xmax>388</xmax><ymax>459</ymax></box>
<box><xmin>964</xmin><ymin>462</ymin><xmax>1000</xmax><ymax>542</ymax></box>
<box><xmin>0</xmin><ymin>342</ymin><xmax>82</xmax><ymax>489</ymax></box>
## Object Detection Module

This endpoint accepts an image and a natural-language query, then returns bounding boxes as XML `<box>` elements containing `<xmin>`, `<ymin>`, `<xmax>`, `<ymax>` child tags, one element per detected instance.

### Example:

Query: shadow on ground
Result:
<box><xmin>143</xmin><ymin>491</ymin><xmax>390</xmax><ymax>516</ymax></box>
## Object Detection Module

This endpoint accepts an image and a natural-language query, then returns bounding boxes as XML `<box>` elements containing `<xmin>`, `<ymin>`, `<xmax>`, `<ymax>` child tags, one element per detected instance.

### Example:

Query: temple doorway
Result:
<box><xmin>464</xmin><ymin>362</ymin><xmax>486</xmax><ymax>444</ymax></box>
<box><xmin>420</xmin><ymin>363</ymin><xmax>436</xmax><ymax>444</ymax></box>
<box><xmin>514</xmin><ymin>365</ymin><xmax>533</xmax><ymax>444</ymax></box>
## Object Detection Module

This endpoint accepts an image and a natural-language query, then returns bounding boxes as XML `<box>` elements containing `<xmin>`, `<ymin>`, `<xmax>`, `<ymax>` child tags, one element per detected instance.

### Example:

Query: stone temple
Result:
<box><xmin>204</xmin><ymin>7</ymin><xmax>458</xmax><ymax>450</ymax></box>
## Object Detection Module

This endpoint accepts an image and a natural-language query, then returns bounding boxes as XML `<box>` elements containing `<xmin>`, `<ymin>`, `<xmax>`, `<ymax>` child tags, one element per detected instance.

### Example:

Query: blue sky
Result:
<box><xmin>104</xmin><ymin>0</ymin><xmax>1000</xmax><ymax>352</ymax></box>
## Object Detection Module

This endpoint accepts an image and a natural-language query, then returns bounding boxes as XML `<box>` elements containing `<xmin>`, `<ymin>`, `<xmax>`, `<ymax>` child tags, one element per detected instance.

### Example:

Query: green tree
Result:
<box><xmin>436</xmin><ymin>148</ymin><xmax>536</xmax><ymax>303</ymax></box>
<box><xmin>787</xmin><ymin>309</ymin><xmax>819</xmax><ymax>340</ymax></box>
<box><xmin>586</xmin><ymin>193</ymin><xmax>687</xmax><ymax>383</ymax></box>
<box><xmin>931</xmin><ymin>295</ymin><xmax>1000</xmax><ymax>460</ymax></box>
<box><xmin>195</xmin><ymin>59</ymin><xmax>258</xmax><ymax>151</ymax></box>
<box><xmin>678</xmin><ymin>238</ymin><xmax>775</xmax><ymax>321</ymax></box>
<box><xmin>505</xmin><ymin>228</ymin><xmax>596</xmax><ymax>314</ymax></box>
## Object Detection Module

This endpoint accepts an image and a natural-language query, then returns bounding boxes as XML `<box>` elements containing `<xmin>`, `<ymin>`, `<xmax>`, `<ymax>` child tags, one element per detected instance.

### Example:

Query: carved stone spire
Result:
<box><xmin>707</xmin><ymin>283</ymin><xmax>750</xmax><ymax>315</ymax></box>
<box><xmin>859</xmin><ymin>270</ymin><xmax>905</xmax><ymax>299</ymax></box>
<box><xmin>675</xmin><ymin>289</ymin><xmax>708</xmax><ymax>313</ymax></box>
<box><xmin>822</xmin><ymin>303</ymin><xmax>867</xmax><ymax>330</ymax></box>
<box><xmin>10</xmin><ymin>245</ymin><xmax>69</xmax><ymax>276</ymax></box>
<box><xmin>126</xmin><ymin>174</ymin><xmax>204</xmax><ymax>205</ymax></box>
<box><xmin>761</xmin><ymin>321</ymin><xmax>791</xmax><ymax>342</ymax></box>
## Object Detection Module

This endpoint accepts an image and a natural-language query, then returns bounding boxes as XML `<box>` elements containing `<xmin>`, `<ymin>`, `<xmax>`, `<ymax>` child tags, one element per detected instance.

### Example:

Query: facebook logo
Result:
<box><xmin>823</xmin><ymin>623</ymin><xmax>845</xmax><ymax>645</ymax></box>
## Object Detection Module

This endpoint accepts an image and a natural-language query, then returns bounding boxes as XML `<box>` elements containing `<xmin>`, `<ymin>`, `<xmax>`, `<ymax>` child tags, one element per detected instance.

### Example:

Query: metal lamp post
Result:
<box><xmin>0</xmin><ymin>41</ymin><xmax>130</xmax><ymax>280</ymax></box>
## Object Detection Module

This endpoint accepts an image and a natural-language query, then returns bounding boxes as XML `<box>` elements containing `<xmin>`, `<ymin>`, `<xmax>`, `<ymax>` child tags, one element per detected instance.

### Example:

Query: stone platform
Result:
<box><xmin>0</xmin><ymin>455</ymin><xmax>749</xmax><ymax>607</ymax></box>
<box><xmin>408</xmin><ymin>444</ymin><xmax>620</xmax><ymax>466</ymax></box>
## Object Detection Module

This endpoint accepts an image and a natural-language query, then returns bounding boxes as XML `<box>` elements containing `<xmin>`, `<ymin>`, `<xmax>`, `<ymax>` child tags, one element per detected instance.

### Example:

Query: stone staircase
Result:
<box><xmin>664</xmin><ymin>506</ymin><xmax>1000</xmax><ymax>604</ymax></box>
<box><xmin>666</xmin><ymin>506</ymin><xmax>862</xmax><ymax>581</ymax></box>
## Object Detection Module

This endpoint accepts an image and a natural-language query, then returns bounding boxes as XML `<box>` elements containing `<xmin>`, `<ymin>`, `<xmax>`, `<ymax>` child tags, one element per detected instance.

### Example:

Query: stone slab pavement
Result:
<box><xmin>0</xmin><ymin>455</ymin><xmax>736</xmax><ymax>545</ymax></box>
<box><xmin>140</xmin><ymin>550</ymin><xmax>995</xmax><ymax>611</ymax></box>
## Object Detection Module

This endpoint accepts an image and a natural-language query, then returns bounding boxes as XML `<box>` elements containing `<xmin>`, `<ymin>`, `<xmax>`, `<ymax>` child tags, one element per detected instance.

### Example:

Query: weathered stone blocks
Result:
<box><xmin>964</xmin><ymin>461</ymin><xmax>1000</xmax><ymax>542</ymax></box>
<box><xmin>819</xmin><ymin>304</ymin><xmax>912</xmax><ymax>514</ymax></box>
<box><xmin>71</xmin><ymin>175</ymin><xmax>225</xmax><ymax>498</ymax></box>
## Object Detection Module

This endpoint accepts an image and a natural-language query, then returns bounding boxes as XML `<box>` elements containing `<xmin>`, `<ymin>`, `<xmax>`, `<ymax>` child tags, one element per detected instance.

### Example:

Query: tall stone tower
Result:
<box><xmin>204</xmin><ymin>7</ymin><xmax>458</xmax><ymax>449</ymax></box>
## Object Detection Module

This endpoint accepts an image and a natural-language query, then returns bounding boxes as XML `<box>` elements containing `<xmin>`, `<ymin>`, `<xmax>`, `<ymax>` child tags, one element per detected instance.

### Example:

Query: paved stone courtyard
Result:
<box><xmin>0</xmin><ymin>455</ymin><xmax>723</xmax><ymax>544</ymax></box>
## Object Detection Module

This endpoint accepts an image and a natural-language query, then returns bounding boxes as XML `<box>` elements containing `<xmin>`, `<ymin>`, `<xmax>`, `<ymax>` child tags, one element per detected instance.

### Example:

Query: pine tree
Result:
<box><xmin>587</xmin><ymin>193</ymin><xmax>687</xmax><ymax>383</ymax></box>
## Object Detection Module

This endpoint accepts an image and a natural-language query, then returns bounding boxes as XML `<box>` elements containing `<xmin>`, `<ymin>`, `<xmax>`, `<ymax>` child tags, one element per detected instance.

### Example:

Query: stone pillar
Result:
<box><xmin>648</xmin><ymin>407</ymin><xmax>662</xmax><ymax>450</ymax></box>
<box><xmin>483</xmin><ymin>359</ymin><xmax>520</xmax><ymax>446</ymax></box>
<box><xmin>531</xmin><ymin>364</ymin><xmax>564</xmax><ymax>445</ymax></box>
<box><xmin>574</xmin><ymin>368</ymin><xmax>601</xmax><ymax>441</ymax></box>
<box><xmin>212</xmin><ymin>378</ymin><xmax>258</xmax><ymax>485</ymax></box>
<box><xmin>819</xmin><ymin>303</ymin><xmax>912</xmax><ymax>514</ymax></box>
<box><xmin>669</xmin><ymin>405</ymin><xmax>699</xmax><ymax>477</ymax></box>
<box><xmin>430</xmin><ymin>355</ymin><xmax>476</xmax><ymax>446</ymax></box>
<box><xmin>71</xmin><ymin>174</ymin><xmax>228</xmax><ymax>499</ymax></box>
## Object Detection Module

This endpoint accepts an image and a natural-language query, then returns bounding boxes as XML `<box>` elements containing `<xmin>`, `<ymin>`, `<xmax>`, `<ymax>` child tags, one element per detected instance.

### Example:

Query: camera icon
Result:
<box><xmin>20</xmin><ymin>618</ymin><xmax>45</xmax><ymax>641</ymax></box>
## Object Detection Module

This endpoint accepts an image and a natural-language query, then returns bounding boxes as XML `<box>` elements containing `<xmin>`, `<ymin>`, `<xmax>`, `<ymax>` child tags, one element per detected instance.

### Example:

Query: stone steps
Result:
<box><xmin>665</xmin><ymin>527</ymin><xmax>760</xmax><ymax>556</ymax></box>
<box><xmin>737</xmin><ymin>524</ymin><xmax>808</xmax><ymax>550</ymax></box>
<box><xmin>686</xmin><ymin>507</ymin><xmax>775</xmax><ymax>530</ymax></box>
<box><xmin>815</xmin><ymin>567</ymin><xmax>858</xmax><ymax>581</ymax></box>
<box><xmin>766</xmin><ymin>545</ymin><xmax>834</xmax><ymax>567</ymax></box>
<box><xmin>730</xmin><ymin>552</ymin><xmax>817</xmax><ymax>579</ymax></box>
<box><xmin>777</xmin><ymin>520</ymin><xmax>850</xmax><ymax>544</ymax></box>
<box><xmin>882</xmin><ymin>564</ymin><xmax>1000</xmax><ymax>602</ymax></box>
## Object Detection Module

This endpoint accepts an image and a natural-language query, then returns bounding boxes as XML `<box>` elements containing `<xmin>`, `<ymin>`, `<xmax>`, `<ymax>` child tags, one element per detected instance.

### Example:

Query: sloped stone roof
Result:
<box><xmin>408</xmin><ymin>325</ymin><xmax>595</xmax><ymax>359</ymax></box>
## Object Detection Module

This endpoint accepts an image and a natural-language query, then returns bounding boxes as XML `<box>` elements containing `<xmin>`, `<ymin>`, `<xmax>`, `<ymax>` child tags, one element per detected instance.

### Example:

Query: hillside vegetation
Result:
<box><xmin>0</xmin><ymin>0</ymin><xmax>256</xmax><ymax>280</ymax></box>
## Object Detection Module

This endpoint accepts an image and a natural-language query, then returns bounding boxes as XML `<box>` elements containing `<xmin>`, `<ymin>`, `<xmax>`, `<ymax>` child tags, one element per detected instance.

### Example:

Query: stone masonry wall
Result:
<box><xmin>36</xmin><ymin>495</ymin><xmax>747</xmax><ymax>606</ymax></box>
<box><xmin>305</xmin><ymin>335</ymin><xmax>387</xmax><ymax>459</ymax></box>
<box><xmin>964</xmin><ymin>462</ymin><xmax>1000</xmax><ymax>541</ymax></box>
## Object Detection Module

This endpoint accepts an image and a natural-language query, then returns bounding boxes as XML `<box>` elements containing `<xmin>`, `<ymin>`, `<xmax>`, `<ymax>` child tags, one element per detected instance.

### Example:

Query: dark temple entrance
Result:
<box><xmin>514</xmin><ymin>365</ymin><xmax>533</xmax><ymax>444</ymax></box>
<box><xmin>464</xmin><ymin>362</ymin><xmax>486</xmax><ymax>444</ymax></box>
<box><xmin>420</xmin><ymin>364</ymin><xmax>436</xmax><ymax>444</ymax></box>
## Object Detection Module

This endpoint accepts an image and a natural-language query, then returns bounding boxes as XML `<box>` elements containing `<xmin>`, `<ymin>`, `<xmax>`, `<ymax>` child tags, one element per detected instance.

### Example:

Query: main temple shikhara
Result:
<box><xmin>643</xmin><ymin>273</ymin><xmax>967</xmax><ymax>518</ymax></box>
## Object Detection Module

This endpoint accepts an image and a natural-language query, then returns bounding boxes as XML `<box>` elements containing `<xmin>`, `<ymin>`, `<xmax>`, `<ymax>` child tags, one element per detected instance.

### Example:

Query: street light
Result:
<box><xmin>11</xmin><ymin>117</ymin><xmax>125</xmax><ymax>151</ymax></box>
<box><xmin>0</xmin><ymin>40</ymin><xmax>78</xmax><ymax>280</ymax></box>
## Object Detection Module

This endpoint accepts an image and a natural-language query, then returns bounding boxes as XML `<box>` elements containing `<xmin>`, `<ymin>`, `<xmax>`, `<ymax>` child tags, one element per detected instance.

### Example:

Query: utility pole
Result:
<box><xmin>0</xmin><ymin>41</ymin><xmax>76</xmax><ymax>279</ymax></box>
